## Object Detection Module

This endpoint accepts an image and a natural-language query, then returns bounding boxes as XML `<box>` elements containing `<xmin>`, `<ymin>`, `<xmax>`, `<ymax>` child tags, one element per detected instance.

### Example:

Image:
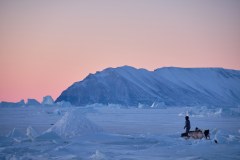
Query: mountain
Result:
<box><xmin>55</xmin><ymin>66</ymin><xmax>240</xmax><ymax>107</ymax></box>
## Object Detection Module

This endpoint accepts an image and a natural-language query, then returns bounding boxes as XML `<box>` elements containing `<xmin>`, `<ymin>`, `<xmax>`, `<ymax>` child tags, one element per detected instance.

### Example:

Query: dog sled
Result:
<box><xmin>181</xmin><ymin>128</ymin><xmax>210</xmax><ymax>139</ymax></box>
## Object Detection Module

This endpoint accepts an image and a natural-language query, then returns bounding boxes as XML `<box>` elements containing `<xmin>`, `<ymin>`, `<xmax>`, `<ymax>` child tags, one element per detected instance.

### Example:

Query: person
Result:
<box><xmin>184</xmin><ymin>116</ymin><xmax>191</xmax><ymax>135</ymax></box>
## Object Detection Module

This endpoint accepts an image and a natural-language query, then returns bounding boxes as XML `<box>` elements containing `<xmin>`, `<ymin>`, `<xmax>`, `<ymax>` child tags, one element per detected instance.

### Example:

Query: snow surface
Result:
<box><xmin>0</xmin><ymin>104</ymin><xmax>240</xmax><ymax>159</ymax></box>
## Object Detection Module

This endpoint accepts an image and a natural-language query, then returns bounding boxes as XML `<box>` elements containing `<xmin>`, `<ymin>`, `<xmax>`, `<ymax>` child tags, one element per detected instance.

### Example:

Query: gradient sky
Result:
<box><xmin>1</xmin><ymin>0</ymin><xmax>240</xmax><ymax>102</ymax></box>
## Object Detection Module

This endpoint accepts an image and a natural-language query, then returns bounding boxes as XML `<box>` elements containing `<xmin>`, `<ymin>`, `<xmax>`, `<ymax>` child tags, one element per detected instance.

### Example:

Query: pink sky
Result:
<box><xmin>1</xmin><ymin>1</ymin><xmax>240</xmax><ymax>102</ymax></box>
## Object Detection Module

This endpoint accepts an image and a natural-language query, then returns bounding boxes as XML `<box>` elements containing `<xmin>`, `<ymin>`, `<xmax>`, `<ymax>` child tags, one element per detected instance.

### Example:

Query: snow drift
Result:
<box><xmin>46</xmin><ymin>109</ymin><xmax>101</xmax><ymax>138</ymax></box>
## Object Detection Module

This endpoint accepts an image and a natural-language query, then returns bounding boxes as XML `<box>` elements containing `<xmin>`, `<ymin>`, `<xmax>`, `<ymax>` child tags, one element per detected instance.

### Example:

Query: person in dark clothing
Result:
<box><xmin>184</xmin><ymin>116</ymin><xmax>191</xmax><ymax>135</ymax></box>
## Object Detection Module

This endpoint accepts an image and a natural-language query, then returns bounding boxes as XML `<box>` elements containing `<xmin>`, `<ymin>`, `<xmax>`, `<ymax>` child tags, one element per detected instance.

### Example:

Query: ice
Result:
<box><xmin>56</xmin><ymin>101</ymin><xmax>72</xmax><ymax>107</ymax></box>
<box><xmin>0</xmin><ymin>136</ymin><xmax>13</xmax><ymax>147</ymax></box>
<box><xmin>150</xmin><ymin>101</ymin><xmax>166</xmax><ymax>108</ymax></box>
<box><xmin>35</xmin><ymin>131</ymin><xmax>62</xmax><ymax>142</ymax></box>
<box><xmin>46</xmin><ymin>109</ymin><xmax>102</xmax><ymax>138</ymax></box>
<box><xmin>0</xmin><ymin>105</ymin><xmax>239</xmax><ymax>159</ymax></box>
<box><xmin>53</xmin><ymin>109</ymin><xmax>63</xmax><ymax>115</ymax></box>
<box><xmin>26</xmin><ymin>126</ymin><xmax>39</xmax><ymax>141</ymax></box>
<box><xmin>26</xmin><ymin>99</ymin><xmax>40</xmax><ymax>105</ymax></box>
<box><xmin>178</xmin><ymin>107</ymin><xmax>220</xmax><ymax>118</ymax></box>
<box><xmin>7</xmin><ymin>128</ymin><xmax>26</xmax><ymax>142</ymax></box>
<box><xmin>178</xmin><ymin>106</ymin><xmax>240</xmax><ymax>118</ymax></box>
<box><xmin>42</xmin><ymin>95</ymin><xmax>54</xmax><ymax>105</ymax></box>
<box><xmin>89</xmin><ymin>150</ymin><xmax>106</xmax><ymax>160</ymax></box>
<box><xmin>0</xmin><ymin>99</ymin><xmax>25</xmax><ymax>107</ymax></box>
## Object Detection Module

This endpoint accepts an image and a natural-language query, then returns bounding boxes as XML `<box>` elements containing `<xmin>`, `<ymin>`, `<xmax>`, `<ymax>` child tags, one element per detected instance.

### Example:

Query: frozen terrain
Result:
<box><xmin>0</xmin><ymin>104</ymin><xmax>240</xmax><ymax>160</ymax></box>
<box><xmin>56</xmin><ymin>66</ymin><xmax>240</xmax><ymax>106</ymax></box>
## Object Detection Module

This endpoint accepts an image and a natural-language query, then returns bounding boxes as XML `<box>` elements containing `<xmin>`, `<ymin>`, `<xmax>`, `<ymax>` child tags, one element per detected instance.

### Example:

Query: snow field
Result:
<box><xmin>0</xmin><ymin>105</ymin><xmax>240</xmax><ymax>160</ymax></box>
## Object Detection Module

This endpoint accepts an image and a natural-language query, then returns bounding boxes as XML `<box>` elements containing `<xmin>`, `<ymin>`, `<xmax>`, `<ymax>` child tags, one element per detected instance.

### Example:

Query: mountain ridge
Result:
<box><xmin>56</xmin><ymin>66</ymin><xmax>240</xmax><ymax>107</ymax></box>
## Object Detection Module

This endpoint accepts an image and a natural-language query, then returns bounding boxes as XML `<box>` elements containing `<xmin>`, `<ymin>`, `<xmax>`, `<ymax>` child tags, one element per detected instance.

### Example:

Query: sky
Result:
<box><xmin>1</xmin><ymin>0</ymin><xmax>240</xmax><ymax>102</ymax></box>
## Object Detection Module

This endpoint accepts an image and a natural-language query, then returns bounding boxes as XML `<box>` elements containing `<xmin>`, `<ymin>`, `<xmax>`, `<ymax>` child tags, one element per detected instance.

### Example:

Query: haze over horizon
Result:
<box><xmin>1</xmin><ymin>0</ymin><xmax>240</xmax><ymax>102</ymax></box>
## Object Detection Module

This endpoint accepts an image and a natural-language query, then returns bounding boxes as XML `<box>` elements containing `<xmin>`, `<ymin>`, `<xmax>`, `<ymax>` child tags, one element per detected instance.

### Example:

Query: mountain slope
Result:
<box><xmin>56</xmin><ymin>66</ymin><xmax>240</xmax><ymax>107</ymax></box>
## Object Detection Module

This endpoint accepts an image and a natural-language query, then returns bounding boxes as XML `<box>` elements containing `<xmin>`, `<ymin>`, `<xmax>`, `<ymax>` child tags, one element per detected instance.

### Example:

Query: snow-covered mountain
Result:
<box><xmin>56</xmin><ymin>66</ymin><xmax>240</xmax><ymax>107</ymax></box>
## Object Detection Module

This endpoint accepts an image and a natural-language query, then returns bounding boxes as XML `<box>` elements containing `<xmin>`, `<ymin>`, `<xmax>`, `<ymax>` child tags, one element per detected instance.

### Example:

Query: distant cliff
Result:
<box><xmin>56</xmin><ymin>66</ymin><xmax>240</xmax><ymax>107</ymax></box>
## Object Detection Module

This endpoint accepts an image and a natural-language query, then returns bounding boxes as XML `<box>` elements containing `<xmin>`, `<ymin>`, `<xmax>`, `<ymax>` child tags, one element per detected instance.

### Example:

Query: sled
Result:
<box><xmin>181</xmin><ymin>129</ymin><xmax>210</xmax><ymax>139</ymax></box>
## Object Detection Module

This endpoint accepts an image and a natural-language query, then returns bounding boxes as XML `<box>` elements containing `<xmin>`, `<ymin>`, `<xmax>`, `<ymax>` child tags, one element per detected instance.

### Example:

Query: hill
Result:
<box><xmin>56</xmin><ymin>66</ymin><xmax>240</xmax><ymax>107</ymax></box>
